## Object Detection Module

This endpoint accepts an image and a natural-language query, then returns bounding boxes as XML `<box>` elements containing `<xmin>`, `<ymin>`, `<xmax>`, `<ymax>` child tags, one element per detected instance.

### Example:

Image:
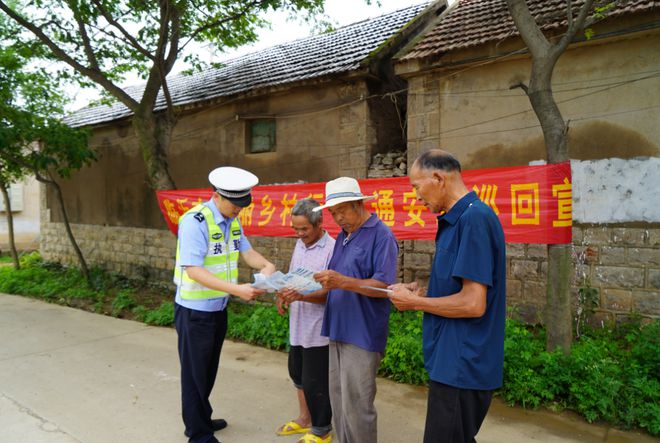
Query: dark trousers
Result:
<box><xmin>175</xmin><ymin>304</ymin><xmax>227</xmax><ymax>443</ymax></box>
<box><xmin>288</xmin><ymin>345</ymin><xmax>332</xmax><ymax>435</ymax></box>
<box><xmin>423</xmin><ymin>380</ymin><xmax>493</xmax><ymax>443</ymax></box>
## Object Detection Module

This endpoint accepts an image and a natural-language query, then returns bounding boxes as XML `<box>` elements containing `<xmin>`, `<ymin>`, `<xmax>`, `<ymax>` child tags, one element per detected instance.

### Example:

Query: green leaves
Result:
<box><xmin>228</xmin><ymin>301</ymin><xmax>290</xmax><ymax>349</ymax></box>
<box><xmin>380</xmin><ymin>310</ymin><xmax>427</xmax><ymax>385</ymax></box>
<box><xmin>502</xmin><ymin>318</ymin><xmax>660</xmax><ymax>435</ymax></box>
<box><xmin>0</xmin><ymin>15</ymin><xmax>93</xmax><ymax>185</ymax></box>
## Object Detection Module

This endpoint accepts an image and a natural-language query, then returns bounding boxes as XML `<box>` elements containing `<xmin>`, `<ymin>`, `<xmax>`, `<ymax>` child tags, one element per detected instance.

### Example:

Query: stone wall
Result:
<box><xmin>401</xmin><ymin>225</ymin><xmax>660</xmax><ymax>324</ymax></box>
<box><xmin>40</xmin><ymin>222</ymin><xmax>177</xmax><ymax>284</ymax></box>
<box><xmin>40</xmin><ymin>219</ymin><xmax>660</xmax><ymax>323</ymax></box>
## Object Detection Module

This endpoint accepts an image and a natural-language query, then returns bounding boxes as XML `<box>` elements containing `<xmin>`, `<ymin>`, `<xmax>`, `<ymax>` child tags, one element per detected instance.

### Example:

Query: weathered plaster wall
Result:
<box><xmin>405</xmin><ymin>29</ymin><xmax>660</xmax><ymax>168</ymax></box>
<box><xmin>49</xmin><ymin>79</ymin><xmax>378</xmax><ymax>229</ymax></box>
<box><xmin>572</xmin><ymin>157</ymin><xmax>660</xmax><ymax>223</ymax></box>
<box><xmin>0</xmin><ymin>177</ymin><xmax>40</xmax><ymax>250</ymax></box>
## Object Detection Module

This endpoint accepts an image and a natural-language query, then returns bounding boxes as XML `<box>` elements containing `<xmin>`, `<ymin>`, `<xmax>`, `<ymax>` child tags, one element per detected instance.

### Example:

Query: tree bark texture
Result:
<box><xmin>546</xmin><ymin>244</ymin><xmax>573</xmax><ymax>352</ymax></box>
<box><xmin>0</xmin><ymin>182</ymin><xmax>20</xmax><ymax>270</ymax></box>
<box><xmin>506</xmin><ymin>0</ymin><xmax>596</xmax><ymax>353</ymax></box>
<box><xmin>132</xmin><ymin>108</ymin><xmax>177</xmax><ymax>191</ymax></box>
<box><xmin>39</xmin><ymin>176</ymin><xmax>92</xmax><ymax>287</ymax></box>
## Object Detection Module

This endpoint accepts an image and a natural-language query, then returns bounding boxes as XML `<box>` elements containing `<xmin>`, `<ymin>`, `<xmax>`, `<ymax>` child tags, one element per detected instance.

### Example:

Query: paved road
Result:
<box><xmin>0</xmin><ymin>294</ymin><xmax>656</xmax><ymax>443</ymax></box>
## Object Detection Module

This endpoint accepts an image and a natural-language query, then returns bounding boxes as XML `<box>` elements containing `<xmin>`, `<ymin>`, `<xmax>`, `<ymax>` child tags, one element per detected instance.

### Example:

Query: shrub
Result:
<box><xmin>111</xmin><ymin>289</ymin><xmax>137</xmax><ymax>316</ymax></box>
<box><xmin>228</xmin><ymin>302</ymin><xmax>289</xmax><ymax>350</ymax></box>
<box><xmin>501</xmin><ymin>317</ymin><xmax>659</xmax><ymax>436</ymax></box>
<box><xmin>133</xmin><ymin>302</ymin><xmax>174</xmax><ymax>326</ymax></box>
<box><xmin>380</xmin><ymin>310</ymin><xmax>427</xmax><ymax>384</ymax></box>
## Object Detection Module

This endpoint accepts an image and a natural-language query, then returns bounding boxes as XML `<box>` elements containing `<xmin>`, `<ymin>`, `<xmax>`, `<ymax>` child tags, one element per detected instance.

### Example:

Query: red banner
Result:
<box><xmin>157</xmin><ymin>162</ymin><xmax>572</xmax><ymax>244</ymax></box>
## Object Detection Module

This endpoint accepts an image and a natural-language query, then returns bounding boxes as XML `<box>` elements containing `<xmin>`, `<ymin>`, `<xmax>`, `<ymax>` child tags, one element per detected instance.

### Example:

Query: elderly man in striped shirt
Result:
<box><xmin>275</xmin><ymin>198</ymin><xmax>335</xmax><ymax>443</ymax></box>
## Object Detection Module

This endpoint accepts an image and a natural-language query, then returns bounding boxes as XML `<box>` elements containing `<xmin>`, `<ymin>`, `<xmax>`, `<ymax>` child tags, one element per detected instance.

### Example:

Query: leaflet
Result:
<box><xmin>252</xmin><ymin>267</ymin><xmax>322</xmax><ymax>294</ymax></box>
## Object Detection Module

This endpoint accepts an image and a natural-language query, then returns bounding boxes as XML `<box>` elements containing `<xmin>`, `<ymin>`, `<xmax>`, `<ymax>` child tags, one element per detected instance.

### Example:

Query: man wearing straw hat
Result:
<box><xmin>313</xmin><ymin>177</ymin><xmax>399</xmax><ymax>443</ymax></box>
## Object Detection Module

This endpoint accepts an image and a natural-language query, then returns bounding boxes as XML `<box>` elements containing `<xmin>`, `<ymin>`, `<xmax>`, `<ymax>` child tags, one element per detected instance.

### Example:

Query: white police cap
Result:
<box><xmin>208</xmin><ymin>166</ymin><xmax>259</xmax><ymax>207</ymax></box>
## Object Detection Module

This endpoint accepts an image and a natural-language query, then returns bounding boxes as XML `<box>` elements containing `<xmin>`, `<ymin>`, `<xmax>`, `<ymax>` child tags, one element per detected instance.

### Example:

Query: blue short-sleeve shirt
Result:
<box><xmin>425</xmin><ymin>191</ymin><xmax>506</xmax><ymax>390</ymax></box>
<box><xmin>321</xmin><ymin>214</ymin><xmax>399</xmax><ymax>353</ymax></box>
<box><xmin>175</xmin><ymin>199</ymin><xmax>252</xmax><ymax>312</ymax></box>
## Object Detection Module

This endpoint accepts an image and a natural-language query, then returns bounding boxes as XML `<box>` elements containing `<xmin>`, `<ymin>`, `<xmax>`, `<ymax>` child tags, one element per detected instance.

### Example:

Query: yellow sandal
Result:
<box><xmin>297</xmin><ymin>432</ymin><xmax>332</xmax><ymax>443</ymax></box>
<box><xmin>275</xmin><ymin>420</ymin><xmax>310</xmax><ymax>436</ymax></box>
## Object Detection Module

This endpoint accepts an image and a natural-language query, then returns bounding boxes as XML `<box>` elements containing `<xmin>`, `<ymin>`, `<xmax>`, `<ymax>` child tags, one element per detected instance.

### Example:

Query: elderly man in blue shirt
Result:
<box><xmin>389</xmin><ymin>150</ymin><xmax>506</xmax><ymax>443</ymax></box>
<box><xmin>313</xmin><ymin>177</ymin><xmax>399</xmax><ymax>443</ymax></box>
<box><xmin>174</xmin><ymin>166</ymin><xmax>275</xmax><ymax>443</ymax></box>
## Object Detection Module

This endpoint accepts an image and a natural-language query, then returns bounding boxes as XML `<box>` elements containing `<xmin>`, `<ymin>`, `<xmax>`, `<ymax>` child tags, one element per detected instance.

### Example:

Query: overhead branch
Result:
<box><xmin>163</xmin><ymin>0</ymin><xmax>181</xmax><ymax>74</ymax></box>
<box><xmin>510</xmin><ymin>82</ymin><xmax>529</xmax><ymax>95</ymax></box>
<box><xmin>181</xmin><ymin>0</ymin><xmax>265</xmax><ymax>51</ymax></box>
<box><xmin>90</xmin><ymin>0</ymin><xmax>155</xmax><ymax>61</ymax></box>
<box><xmin>71</xmin><ymin>8</ymin><xmax>100</xmax><ymax>71</ymax></box>
<box><xmin>151</xmin><ymin>0</ymin><xmax>177</xmax><ymax>112</ymax></box>
<box><xmin>556</xmin><ymin>0</ymin><xmax>595</xmax><ymax>54</ymax></box>
<box><xmin>0</xmin><ymin>1</ymin><xmax>139</xmax><ymax>110</ymax></box>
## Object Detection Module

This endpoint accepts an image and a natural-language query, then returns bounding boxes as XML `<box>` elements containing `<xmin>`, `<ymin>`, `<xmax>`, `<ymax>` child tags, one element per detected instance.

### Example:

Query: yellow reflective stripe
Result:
<box><xmin>180</xmin><ymin>289</ymin><xmax>229</xmax><ymax>299</ymax></box>
<box><xmin>205</xmin><ymin>251</ymin><xmax>239</xmax><ymax>266</ymax></box>
<box><xmin>174</xmin><ymin>204</ymin><xmax>243</xmax><ymax>300</ymax></box>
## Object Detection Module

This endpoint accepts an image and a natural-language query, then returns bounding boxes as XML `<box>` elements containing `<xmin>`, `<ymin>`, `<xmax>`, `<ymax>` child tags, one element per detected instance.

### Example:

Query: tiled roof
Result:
<box><xmin>400</xmin><ymin>0</ymin><xmax>657</xmax><ymax>61</ymax></box>
<box><xmin>65</xmin><ymin>2</ymin><xmax>430</xmax><ymax>128</ymax></box>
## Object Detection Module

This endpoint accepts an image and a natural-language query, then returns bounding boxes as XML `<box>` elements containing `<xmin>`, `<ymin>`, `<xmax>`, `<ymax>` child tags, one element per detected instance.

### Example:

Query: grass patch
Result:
<box><xmin>0</xmin><ymin>252</ymin><xmax>170</xmax><ymax>321</ymax></box>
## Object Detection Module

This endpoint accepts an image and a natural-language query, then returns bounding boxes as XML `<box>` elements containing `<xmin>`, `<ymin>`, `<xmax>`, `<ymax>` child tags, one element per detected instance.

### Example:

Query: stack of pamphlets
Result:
<box><xmin>252</xmin><ymin>267</ymin><xmax>322</xmax><ymax>294</ymax></box>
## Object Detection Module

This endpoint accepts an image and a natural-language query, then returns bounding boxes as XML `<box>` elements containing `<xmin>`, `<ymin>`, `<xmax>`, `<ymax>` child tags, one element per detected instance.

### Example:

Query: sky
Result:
<box><xmin>67</xmin><ymin>0</ymin><xmax>439</xmax><ymax>110</ymax></box>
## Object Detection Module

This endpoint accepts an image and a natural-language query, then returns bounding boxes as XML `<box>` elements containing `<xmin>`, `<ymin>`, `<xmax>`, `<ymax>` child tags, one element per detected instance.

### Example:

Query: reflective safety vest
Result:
<box><xmin>173</xmin><ymin>204</ymin><xmax>241</xmax><ymax>300</ymax></box>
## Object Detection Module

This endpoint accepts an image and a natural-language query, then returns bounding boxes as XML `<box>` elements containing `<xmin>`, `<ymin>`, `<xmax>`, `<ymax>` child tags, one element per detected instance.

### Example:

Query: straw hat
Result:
<box><xmin>313</xmin><ymin>177</ymin><xmax>374</xmax><ymax>212</ymax></box>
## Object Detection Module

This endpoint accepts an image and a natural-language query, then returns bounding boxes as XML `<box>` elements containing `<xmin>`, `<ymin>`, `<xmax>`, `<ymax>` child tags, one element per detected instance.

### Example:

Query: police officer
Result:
<box><xmin>174</xmin><ymin>166</ymin><xmax>275</xmax><ymax>443</ymax></box>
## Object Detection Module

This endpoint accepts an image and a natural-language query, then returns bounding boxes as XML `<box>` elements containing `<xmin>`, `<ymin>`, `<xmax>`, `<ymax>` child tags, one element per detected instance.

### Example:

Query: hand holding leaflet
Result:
<box><xmin>252</xmin><ymin>267</ymin><xmax>322</xmax><ymax>293</ymax></box>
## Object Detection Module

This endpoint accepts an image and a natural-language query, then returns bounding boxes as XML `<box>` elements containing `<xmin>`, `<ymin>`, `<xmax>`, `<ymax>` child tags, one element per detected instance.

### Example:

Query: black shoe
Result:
<box><xmin>184</xmin><ymin>419</ymin><xmax>228</xmax><ymax>437</ymax></box>
<box><xmin>211</xmin><ymin>418</ymin><xmax>228</xmax><ymax>431</ymax></box>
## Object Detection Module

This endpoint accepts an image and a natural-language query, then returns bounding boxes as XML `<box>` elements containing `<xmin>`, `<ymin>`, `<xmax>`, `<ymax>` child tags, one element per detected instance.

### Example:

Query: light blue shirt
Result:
<box><xmin>175</xmin><ymin>199</ymin><xmax>252</xmax><ymax>312</ymax></box>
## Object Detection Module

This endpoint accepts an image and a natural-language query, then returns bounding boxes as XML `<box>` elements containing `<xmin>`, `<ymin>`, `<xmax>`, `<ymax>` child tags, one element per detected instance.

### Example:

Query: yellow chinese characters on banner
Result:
<box><xmin>258</xmin><ymin>195</ymin><xmax>276</xmax><ymax>227</ymax></box>
<box><xmin>371</xmin><ymin>190</ymin><xmax>395</xmax><ymax>227</ymax></box>
<box><xmin>552</xmin><ymin>177</ymin><xmax>572</xmax><ymax>227</ymax></box>
<box><xmin>473</xmin><ymin>184</ymin><xmax>500</xmax><ymax>215</ymax></box>
<box><xmin>511</xmin><ymin>183</ymin><xmax>540</xmax><ymax>225</ymax></box>
<box><xmin>280</xmin><ymin>193</ymin><xmax>298</xmax><ymax>226</ymax></box>
<box><xmin>239</xmin><ymin>203</ymin><xmax>255</xmax><ymax>227</ymax></box>
<box><xmin>403</xmin><ymin>188</ymin><xmax>426</xmax><ymax>227</ymax></box>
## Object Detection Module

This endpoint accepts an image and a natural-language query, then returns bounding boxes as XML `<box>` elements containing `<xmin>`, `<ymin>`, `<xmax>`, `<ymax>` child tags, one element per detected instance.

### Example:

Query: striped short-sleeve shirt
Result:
<box><xmin>288</xmin><ymin>232</ymin><xmax>335</xmax><ymax>348</ymax></box>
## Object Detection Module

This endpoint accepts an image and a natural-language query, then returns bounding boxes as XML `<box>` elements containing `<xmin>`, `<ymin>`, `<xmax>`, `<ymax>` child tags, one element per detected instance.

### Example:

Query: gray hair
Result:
<box><xmin>414</xmin><ymin>149</ymin><xmax>462</xmax><ymax>173</ymax></box>
<box><xmin>292</xmin><ymin>198</ymin><xmax>322</xmax><ymax>226</ymax></box>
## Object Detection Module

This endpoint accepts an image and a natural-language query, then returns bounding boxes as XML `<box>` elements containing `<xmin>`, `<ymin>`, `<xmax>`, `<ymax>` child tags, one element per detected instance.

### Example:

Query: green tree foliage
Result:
<box><xmin>0</xmin><ymin>0</ymin><xmax>329</xmax><ymax>191</ymax></box>
<box><xmin>0</xmin><ymin>12</ymin><xmax>93</xmax><ymax>279</ymax></box>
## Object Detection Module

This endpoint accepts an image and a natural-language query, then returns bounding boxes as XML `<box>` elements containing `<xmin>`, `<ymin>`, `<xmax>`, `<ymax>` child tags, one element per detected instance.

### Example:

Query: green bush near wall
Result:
<box><xmin>1</xmin><ymin>253</ymin><xmax>657</xmax><ymax>436</ymax></box>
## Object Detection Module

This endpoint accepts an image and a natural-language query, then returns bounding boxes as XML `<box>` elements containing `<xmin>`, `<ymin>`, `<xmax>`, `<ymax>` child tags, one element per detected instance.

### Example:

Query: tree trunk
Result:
<box><xmin>528</xmin><ymin>62</ymin><xmax>573</xmax><ymax>354</ymax></box>
<box><xmin>546</xmin><ymin>243</ymin><xmax>573</xmax><ymax>352</ymax></box>
<box><xmin>49</xmin><ymin>179</ymin><xmax>92</xmax><ymax>287</ymax></box>
<box><xmin>132</xmin><ymin>108</ymin><xmax>177</xmax><ymax>190</ymax></box>
<box><xmin>0</xmin><ymin>182</ymin><xmax>20</xmax><ymax>270</ymax></box>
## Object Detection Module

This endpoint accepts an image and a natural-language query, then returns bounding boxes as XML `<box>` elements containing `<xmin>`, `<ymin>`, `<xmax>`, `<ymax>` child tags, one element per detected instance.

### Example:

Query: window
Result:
<box><xmin>248</xmin><ymin>119</ymin><xmax>276</xmax><ymax>153</ymax></box>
